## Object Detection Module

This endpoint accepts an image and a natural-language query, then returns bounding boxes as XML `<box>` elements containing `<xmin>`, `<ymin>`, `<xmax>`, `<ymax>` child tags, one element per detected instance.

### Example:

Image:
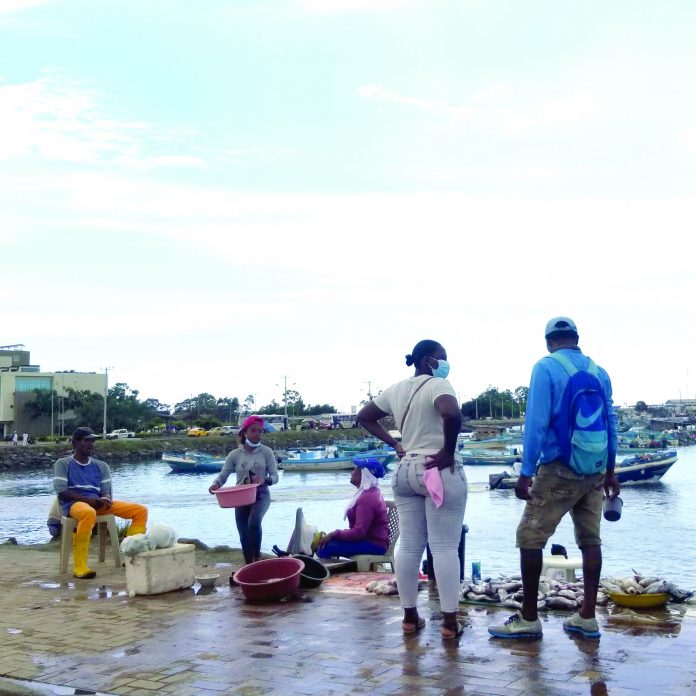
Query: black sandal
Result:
<box><xmin>441</xmin><ymin>621</ymin><xmax>464</xmax><ymax>639</ymax></box>
<box><xmin>402</xmin><ymin>616</ymin><xmax>426</xmax><ymax>634</ymax></box>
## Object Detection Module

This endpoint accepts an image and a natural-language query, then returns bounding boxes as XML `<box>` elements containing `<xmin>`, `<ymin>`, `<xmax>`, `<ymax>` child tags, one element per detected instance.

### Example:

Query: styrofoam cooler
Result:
<box><xmin>125</xmin><ymin>543</ymin><xmax>196</xmax><ymax>596</ymax></box>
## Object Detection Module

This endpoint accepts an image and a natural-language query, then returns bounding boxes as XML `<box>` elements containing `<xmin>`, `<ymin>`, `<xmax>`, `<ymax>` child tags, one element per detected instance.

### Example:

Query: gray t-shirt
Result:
<box><xmin>213</xmin><ymin>444</ymin><xmax>279</xmax><ymax>488</ymax></box>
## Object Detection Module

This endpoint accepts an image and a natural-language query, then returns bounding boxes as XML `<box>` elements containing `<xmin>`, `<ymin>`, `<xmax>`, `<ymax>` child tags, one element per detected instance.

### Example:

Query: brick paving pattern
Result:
<box><xmin>1</xmin><ymin>546</ymin><xmax>696</xmax><ymax>695</ymax></box>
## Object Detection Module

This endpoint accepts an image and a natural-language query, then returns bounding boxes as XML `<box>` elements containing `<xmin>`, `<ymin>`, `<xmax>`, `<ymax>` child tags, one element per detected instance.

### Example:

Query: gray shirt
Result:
<box><xmin>213</xmin><ymin>444</ymin><xmax>279</xmax><ymax>488</ymax></box>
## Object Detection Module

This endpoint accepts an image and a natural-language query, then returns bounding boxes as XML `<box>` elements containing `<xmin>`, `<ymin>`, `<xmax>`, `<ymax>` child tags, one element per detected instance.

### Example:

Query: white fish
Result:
<box><xmin>643</xmin><ymin>580</ymin><xmax>668</xmax><ymax>594</ymax></box>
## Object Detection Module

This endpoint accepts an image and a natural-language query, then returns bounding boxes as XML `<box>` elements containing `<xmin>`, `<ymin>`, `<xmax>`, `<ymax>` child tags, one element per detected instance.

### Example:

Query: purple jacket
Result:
<box><xmin>332</xmin><ymin>488</ymin><xmax>389</xmax><ymax>550</ymax></box>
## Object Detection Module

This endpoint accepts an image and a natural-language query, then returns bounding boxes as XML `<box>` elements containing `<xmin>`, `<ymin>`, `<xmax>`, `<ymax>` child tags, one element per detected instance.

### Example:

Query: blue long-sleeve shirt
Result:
<box><xmin>521</xmin><ymin>348</ymin><xmax>617</xmax><ymax>477</ymax></box>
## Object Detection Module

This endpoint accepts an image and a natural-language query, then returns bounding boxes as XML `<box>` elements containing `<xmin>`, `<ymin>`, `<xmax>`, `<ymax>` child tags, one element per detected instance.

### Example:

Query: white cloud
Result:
<box><xmin>0</xmin><ymin>0</ymin><xmax>53</xmax><ymax>15</ymax></box>
<box><xmin>0</xmin><ymin>73</ymin><xmax>206</xmax><ymax>169</ymax></box>
<box><xmin>298</xmin><ymin>0</ymin><xmax>411</xmax><ymax>13</ymax></box>
<box><xmin>357</xmin><ymin>82</ymin><xmax>604</xmax><ymax>134</ymax></box>
<box><xmin>357</xmin><ymin>84</ymin><xmax>474</xmax><ymax>121</ymax></box>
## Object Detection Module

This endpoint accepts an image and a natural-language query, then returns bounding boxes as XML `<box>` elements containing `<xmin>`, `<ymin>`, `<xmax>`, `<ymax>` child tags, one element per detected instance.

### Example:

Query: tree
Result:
<box><xmin>216</xmin><ymin>397</ymin><xmax>240</xmax><ymax>424</ymax></box>
<box><xmin>241</xmin><ymin>394</ymin><xmax>255</xmax><ymax>416</ymax></box>
<box><xmin>24</xmin><ymin>389</ymin><xmax>56</xmax><ymax>420</ymax></box>
<box><xmin>635</xmin><ymin>400</ymin><xmax>648</xmax><ymax>413</ymax></box>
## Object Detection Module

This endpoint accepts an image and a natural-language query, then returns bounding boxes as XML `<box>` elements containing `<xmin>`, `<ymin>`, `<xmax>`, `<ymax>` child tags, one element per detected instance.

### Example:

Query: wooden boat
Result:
<box><xmin>163</xmin><ymin>451</ymin><xmax>225</xmax><ymax>473</ymax></box>
<box><xmin>282</xmin><ymin>449</ymin><xmax>395</xmax><ymax>473</ymax></box>
<box><xmin>488</xmin><ymin>449</ymin><xmax>678</xmax><ymax>490</ymax></box>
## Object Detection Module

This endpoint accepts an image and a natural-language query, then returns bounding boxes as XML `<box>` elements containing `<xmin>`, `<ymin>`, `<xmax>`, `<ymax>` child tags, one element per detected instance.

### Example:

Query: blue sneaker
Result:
<box><xmin>488</xmin><ymin>612</ymin><xmax>542</xmax><ymax>639</ymax></box>
<box><xmin>563</xmin><ymin>612</ymin><xmax>601</xmax><ymax>638</ymax></box>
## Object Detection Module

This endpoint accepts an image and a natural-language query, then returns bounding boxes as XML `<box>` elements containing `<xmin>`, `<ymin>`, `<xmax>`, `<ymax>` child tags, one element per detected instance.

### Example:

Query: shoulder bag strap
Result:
<box><xmin>400</xmin><ymin>377</ymin><xmax>435</xmax><ymax>433</ymax></box>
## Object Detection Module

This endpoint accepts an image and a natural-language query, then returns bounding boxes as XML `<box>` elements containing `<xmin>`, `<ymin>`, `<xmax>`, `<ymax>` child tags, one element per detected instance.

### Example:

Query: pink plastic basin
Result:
<box><xmin>233</xmin><ymin>558</ymin><xmax>305</xmax><ymax>601</ymax></box>
<box><xmin>214</xmin><ymin>483</ymin><xmax>259</xmax><ymax>508</ymax></box>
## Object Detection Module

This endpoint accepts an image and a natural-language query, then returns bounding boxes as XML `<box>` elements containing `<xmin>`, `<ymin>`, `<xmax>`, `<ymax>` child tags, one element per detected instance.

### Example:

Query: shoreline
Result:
<box><xmin>0</xmin><ymin>429</ymin><xmax>363</xmax><ymax>470</ymax></box>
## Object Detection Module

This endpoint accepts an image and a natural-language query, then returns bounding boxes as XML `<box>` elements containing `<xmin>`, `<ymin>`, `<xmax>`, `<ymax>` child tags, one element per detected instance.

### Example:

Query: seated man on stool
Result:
<box><xmin>53</xmin><ymin>426</ymin><xmax>148</xmax><ymax>579</ymax></box>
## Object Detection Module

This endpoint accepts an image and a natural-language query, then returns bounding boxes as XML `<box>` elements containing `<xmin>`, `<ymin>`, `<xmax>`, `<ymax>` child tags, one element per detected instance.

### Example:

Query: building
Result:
<box><xmin>0</xmin><ymin>345</ymin><xmax>106</xmax><ymax>438</ymax></box>
<box><xmin>664</xmin><ymin>399</ymin><xmax>696</xmax><ymax>415</ymax></box>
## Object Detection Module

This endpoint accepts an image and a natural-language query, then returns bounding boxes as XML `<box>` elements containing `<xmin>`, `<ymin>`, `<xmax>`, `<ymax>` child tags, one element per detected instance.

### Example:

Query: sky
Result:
<box><xmin>1</xmin><ymin>0</ymin><xmax>694</xmax><ymax>414</ymax></box>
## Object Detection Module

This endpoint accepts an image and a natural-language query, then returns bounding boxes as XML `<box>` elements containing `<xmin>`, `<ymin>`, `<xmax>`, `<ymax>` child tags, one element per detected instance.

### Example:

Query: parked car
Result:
<box><xmin>105</xmin><ymin>428</ymin><xmax>135</xmax><ymax>440</ymax></box>
<box><xmin>208</xmin><ymin>426</ymin><xmax>239</xmax><ymax>437</ymax></box>
<box><xmin>187</xmin><ymin>427</ymin><xmax>208</xmax><ymax>437</ymax></box>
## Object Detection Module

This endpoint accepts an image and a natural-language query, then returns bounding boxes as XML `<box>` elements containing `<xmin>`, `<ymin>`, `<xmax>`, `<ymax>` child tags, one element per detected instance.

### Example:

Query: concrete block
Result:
<box><xmin>125</xmin><ymin>543</ymin><xmax>195</xmax><ymax>596</ymax></box>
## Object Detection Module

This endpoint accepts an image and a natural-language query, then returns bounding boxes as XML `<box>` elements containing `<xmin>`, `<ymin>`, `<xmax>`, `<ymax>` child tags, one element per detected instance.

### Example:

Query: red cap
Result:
<box><xmin>241</xmin><ymin>415</ymin><xmax>264</xmax><ymax>430</ymax></box>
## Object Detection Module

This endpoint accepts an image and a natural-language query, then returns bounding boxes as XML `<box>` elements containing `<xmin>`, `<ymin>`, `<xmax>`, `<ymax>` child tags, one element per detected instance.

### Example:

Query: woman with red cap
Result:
<box><xmin>209</xmin><ymin>415</ymin><xmax>279</xmax><ymax>564</ymax></box>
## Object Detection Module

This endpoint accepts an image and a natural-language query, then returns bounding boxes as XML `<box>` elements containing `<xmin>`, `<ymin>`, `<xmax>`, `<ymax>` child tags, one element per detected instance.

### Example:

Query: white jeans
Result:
<box><xmin>391</xmin><ymin>453</ymin><xmax>468</xmax><ymax>613</ymax></box>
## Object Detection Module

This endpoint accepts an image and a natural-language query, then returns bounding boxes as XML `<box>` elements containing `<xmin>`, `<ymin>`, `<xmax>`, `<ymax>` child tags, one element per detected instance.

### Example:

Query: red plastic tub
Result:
<box><xmin>214</xmin><ymin>483</ymin><xmax>259</xmax><ymax>508</ymax></box>
<box><xmin>232</xmin><ymin>558</ymin><xmax>305</xmax><ymax>601</ymax></box>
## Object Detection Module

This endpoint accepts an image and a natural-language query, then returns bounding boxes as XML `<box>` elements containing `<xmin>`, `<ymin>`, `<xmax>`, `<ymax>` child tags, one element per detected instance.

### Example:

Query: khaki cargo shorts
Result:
<box><xmin>516</xmin><ymin>460</ymin><xmax>605</xmax><ymax>550</ymax></box>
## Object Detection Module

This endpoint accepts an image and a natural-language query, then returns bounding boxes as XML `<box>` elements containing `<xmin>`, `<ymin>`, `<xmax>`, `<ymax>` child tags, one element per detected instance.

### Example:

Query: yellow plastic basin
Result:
<box><xmin>608</xmin><ymin>592</ymin><xmax>669</xmax><ymax>608</ymax></box>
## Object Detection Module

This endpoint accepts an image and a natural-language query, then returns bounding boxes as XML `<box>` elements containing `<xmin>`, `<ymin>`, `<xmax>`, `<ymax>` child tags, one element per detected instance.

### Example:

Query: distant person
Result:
<box><xmin>53</xmin><ymin>427</ymin><xmax>148</xmax><ymax>579</ymax></box>
<box><xmin>12</xmin><ymin>431</ymin><xmax>17</xmax><ymax>446</ymax></box>
<box><xmin>316</xmin><ymin>459</ymin><xmax>389</xmax><ymax>559</ymax></box>
<box><xmin>22</xmin><ymin>433</ymin><xmax>28</xmax><ymax>446</ymax></box>
<box><xmin>488</xmin><ymin>317</ymin><xmax>620</xmax><ymax>640</ymax></box>
<box><xmin>208</xmin><ymin>415</ymin><xmax>279</xmax><ymax>565</ymax></box>
<box><xmin>357</xmin><ymin>339</ymin><xmax>466</xmax><ymax>639</ymax></box>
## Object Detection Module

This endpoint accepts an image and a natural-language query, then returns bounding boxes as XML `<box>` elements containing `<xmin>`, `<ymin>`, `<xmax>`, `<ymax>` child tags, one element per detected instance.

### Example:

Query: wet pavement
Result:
<box><xmin>2</xmin><ymin>546</ymin><xmax>696</xmax><ymax>695</ymax></box>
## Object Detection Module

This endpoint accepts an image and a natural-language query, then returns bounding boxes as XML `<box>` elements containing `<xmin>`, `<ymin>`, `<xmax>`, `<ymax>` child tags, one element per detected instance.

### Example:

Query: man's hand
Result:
<box><xmin>394</xmin><ymin>443</ymin><xmax>406</xmax><ymax>459</ymax></box>
<box><xmin>92</xmin><ymin>497</ymin><xmax>112</xmax><ymax>510</ymax></box>
<box><xmin>514</xmin><ymin>475</ymin><xmax>533</xmax><ymax>501</ymax></box>
<box><xmin>424</xmin><ymin>449</ymin><xmax>455</xmax><ymax>471</ymax></box>
<box><xmin>208</xmin><ymin>482</ymin><xmax>221</xmax><ymax>495</ymax></box>
<box><xmin>603</xmin><ymin>472</ymin><xmax>620</xmax><ymax>499</ymax></box>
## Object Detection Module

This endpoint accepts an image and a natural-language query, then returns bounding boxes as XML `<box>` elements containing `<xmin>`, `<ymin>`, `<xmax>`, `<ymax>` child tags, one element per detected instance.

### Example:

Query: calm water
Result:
<box><xmin>2</xmin><ymin>447</ymin><xmax>695</xmax><ymax>587</ymax></box>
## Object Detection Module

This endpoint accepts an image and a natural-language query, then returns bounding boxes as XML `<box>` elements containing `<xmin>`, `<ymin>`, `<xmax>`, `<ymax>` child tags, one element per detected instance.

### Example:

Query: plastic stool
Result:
<box><xmin>541</xmin><ymin>556</ymin><xmax>582</xmax><ymax>581</ymax></box>
<box><xmin>59</xmin><ymin>514</ymin><xmax>122</xmax><ymax>574</ymax></box>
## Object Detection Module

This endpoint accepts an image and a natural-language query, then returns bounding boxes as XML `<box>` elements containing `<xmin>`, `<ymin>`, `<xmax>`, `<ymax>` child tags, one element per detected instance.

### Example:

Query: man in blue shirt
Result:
<box><xmin>489</xmin><ymin>317</ymin><xmax>620</xmax><ymax>640</ymax></box>
<box><xmin>54</xmin><ymin>427</ymin><xmax>148</xmax><ymax>579</ymax></box>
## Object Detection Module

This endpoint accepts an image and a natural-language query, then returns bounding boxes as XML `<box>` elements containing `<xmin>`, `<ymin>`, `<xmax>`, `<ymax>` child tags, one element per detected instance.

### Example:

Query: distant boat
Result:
<box><xmin>488</xmin><ymin>449</ymin><xmax>678</xmax><ymax>490</ymax></box>
<box><xmin>163</xmin><ymin>451</ymin><xmax>225</xmax><ymax>474</ymax></box>
<box><xmin>460</xmin><ymin>448</ymin><xmax>522</xmax><ymax>466</ymax></box>
<box><xmin>282</xmin><ymin>449</ymin><xmax>395</xmax><ymax>473</ymax></box>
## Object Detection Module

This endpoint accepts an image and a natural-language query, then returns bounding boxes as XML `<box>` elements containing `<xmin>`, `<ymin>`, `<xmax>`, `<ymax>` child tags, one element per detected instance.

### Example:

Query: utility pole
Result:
<box><xmin>101</xmin><ymin>367</ymin><xmax>113</xmax><ymax>438</ymax></box>
<box><xmin>281</xmin><ymin>375</ymin><xmax>290</xmax><ymax>422</ymax></box>
<box><xmin>364</xmin><ymin>380</ymin><xmax>374</xmax><ymax>401</ymax></box>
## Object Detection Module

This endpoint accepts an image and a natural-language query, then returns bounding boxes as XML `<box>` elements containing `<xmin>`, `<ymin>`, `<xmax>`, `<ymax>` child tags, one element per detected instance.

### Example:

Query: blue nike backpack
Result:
<box><xmin>548</xmin><ymin>352</ymin><xmax>609</xmax><ymax>476</ymax></box>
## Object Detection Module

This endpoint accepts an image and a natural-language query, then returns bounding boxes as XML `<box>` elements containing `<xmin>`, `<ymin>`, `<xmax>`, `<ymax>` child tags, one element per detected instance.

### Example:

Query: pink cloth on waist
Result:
<box><xmin>423</xmin><ymin>467</ymin><xmax>444</xmax><ymax>508</ymax></box>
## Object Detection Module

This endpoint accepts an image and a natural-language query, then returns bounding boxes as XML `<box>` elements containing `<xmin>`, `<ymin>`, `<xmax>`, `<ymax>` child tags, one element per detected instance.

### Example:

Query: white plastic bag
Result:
<box><xmin>148</xmin><ymin>522</ymin><xmax>177</xmax><ymax>549</ymax></box>
<box><xmin>287</xmin><ymin>508</ymin><xmax>317</xmax><ymax>556</ymax></box>
<box><xmin>120</xmin><ymin>534</ymin><xmax>153</xmax><ymax>557</ymax></box>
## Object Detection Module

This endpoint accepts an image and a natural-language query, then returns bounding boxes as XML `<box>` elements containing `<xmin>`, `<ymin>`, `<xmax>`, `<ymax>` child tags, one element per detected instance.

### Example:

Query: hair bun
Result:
<box><xmin>405</xmin><ymin>354</ymin><xmax>414</xmax><ymax>366</ymax></box>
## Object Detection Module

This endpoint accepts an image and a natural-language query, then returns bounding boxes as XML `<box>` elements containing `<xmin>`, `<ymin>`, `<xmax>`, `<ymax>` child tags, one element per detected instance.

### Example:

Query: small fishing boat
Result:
<box><xmin>614</xmin><ymin>449</ymin><xmax>678</xmax><ymax>484</ymax></box>
<box><xmin>282</xmin><ymin>449</ymin><xmax>395</xmax><ymax>473</ymax></box>
<box><xmin>163</xmin><ymin>451</ymin><xmax>225</xmax><ymax>474</ymax></box>
<box><xmin>488</xmin><ymin>449</ymin><xmax>678</xmax><ymax>490</ymax></box>
<box><xmin>460</xmin><ymin>448</ymin><xmax>522</xmax><ymax>466</ymax></box>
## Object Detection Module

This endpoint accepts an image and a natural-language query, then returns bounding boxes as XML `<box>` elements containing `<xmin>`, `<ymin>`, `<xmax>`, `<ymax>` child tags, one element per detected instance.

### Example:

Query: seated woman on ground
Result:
<box><xmin>316</xmin><ymin>459</ymin><xmax>390</xmax><ymax>559</ymax></box>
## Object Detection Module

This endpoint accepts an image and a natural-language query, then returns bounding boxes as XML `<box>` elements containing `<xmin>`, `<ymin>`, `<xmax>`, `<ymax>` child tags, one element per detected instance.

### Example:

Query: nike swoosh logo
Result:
<box><xmin>576</xmin><ymin>406</ymin><xmax>603</xmax><ymax>428</ymax></box>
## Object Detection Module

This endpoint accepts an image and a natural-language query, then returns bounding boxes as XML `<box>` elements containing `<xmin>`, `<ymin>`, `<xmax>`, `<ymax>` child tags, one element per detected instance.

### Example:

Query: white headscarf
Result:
<box><xmin>344</xmin><ymin>467</ymin><xmax>383</xmax><ymax>519</ymax></box>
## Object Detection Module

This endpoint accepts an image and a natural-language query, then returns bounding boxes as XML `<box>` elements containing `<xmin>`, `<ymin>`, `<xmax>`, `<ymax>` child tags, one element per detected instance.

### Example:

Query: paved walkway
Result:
<box><xmin>2</xmin><ymin>545</ymin><xmax>696</xmax><ymax>696</ymax></box>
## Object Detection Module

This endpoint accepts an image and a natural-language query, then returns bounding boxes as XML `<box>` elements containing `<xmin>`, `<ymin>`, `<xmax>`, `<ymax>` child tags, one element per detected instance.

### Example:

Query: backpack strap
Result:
<box><xmin>547</xmin><ymin>351</ymin><xmax>578</xmax><ymax>375</ymax></box>
<box><xmin>400</xmin><ymin>377</ymin><xmax>434</xmax><ymax>433</ymax></box>
<box><xmin>549</xmin><ymin>351</ymin><xmax>601</xmax><ymax>379</ymax></box>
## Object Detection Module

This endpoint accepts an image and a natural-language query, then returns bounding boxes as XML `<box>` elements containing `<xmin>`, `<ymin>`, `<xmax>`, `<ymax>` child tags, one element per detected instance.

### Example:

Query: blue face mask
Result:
<box><xmin>429</xmin><ymin>358</ymin><xmax>450</xmax><ymax>379</ymax></box>
<box><xmin>245</xmin><ymin>438</ymin><xmax>261</xmax><ymax>449</ymax></box>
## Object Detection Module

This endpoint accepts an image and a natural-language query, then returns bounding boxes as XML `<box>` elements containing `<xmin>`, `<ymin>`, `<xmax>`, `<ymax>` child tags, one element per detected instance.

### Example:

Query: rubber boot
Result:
<box><xmin>73</xmin><ymin>532</ymin><xmax>96</xmax><ymax>579</ymax></box>
<box><xmin>125</xmin><ymin>526</ymin><xmax>147</xmax><ymax>537</ymax></box>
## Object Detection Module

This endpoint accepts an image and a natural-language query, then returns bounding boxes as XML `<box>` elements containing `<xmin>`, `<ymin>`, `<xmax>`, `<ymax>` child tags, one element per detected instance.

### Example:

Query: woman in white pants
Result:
<box><xmin>357</xmin><ymin>339</ymin><xmax>467</xmax><ymax>639</ymax></box>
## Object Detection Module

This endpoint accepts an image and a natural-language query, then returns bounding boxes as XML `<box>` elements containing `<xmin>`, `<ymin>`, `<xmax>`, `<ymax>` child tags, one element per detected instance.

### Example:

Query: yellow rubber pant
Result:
<box><xmin>69</xmin><ymin>500</ymin><xmax>148</xmax><ymax>534</ymax></box>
